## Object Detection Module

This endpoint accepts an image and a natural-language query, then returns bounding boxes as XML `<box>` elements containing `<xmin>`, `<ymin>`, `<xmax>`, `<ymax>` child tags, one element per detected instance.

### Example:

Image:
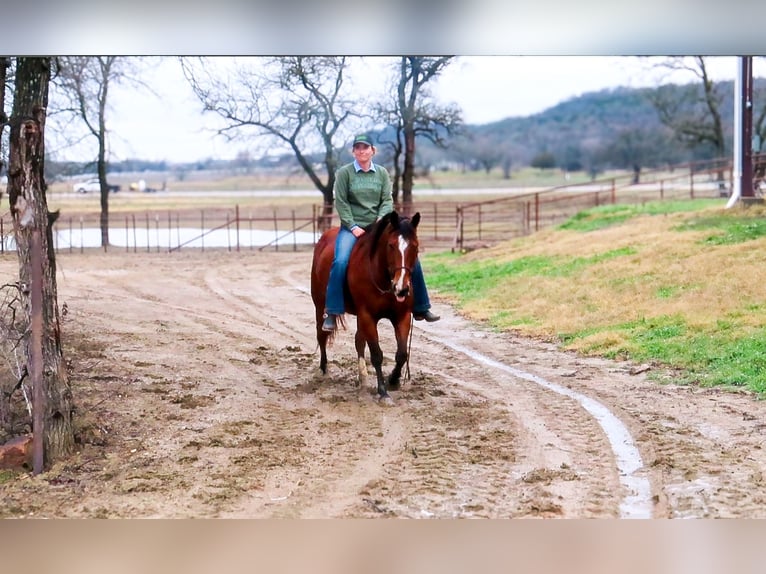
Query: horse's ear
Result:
<box><xmin>411</xmin><ymin>212</ymin><xmax>420</xmax><ymax>229</ymax></box>
<box><xmin>388</xmin><ymin>210</ymin><xmax>400</xmax><ymax>230</ymax></box>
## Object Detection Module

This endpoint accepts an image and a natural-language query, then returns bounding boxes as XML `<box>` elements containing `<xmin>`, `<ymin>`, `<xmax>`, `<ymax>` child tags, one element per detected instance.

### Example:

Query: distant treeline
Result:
<box><xmin>46</xmin><ymin>79</ymin><xmax>765</xmax><ymax>182</ymax></box>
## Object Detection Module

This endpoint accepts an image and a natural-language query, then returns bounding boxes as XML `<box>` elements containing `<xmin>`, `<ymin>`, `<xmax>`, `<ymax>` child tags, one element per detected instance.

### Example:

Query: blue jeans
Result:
<box><xmin>325</xmin><ymin>226</ymin><xmax>432</xmax><ymax>315</ymax></box>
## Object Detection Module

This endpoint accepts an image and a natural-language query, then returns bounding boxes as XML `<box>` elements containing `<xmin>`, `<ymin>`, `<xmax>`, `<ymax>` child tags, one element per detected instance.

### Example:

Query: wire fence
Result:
<box><xmin>0</xmin><ymin>156</ymin><xmax>758</xmax><ymax>257</ymax></box>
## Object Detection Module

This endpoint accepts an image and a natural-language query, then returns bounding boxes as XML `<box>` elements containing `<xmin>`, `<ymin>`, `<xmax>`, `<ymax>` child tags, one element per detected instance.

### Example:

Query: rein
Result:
<box><xmin>368</xmin><ymin>262</ymin><xmax>413</xmax><ymax>295</ymax></box>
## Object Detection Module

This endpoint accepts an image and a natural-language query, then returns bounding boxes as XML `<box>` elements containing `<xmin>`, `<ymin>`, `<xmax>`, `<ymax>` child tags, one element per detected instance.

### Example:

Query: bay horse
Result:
<box><xmin>310</xmin><ymin>210</ymin><xmax>421</xmax><ymax>402</ymax></box>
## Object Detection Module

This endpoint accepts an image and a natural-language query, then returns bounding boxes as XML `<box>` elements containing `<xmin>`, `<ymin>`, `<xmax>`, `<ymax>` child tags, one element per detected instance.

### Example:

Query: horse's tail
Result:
<box><xmin>322</xmin><ymin>313</ymin><xmax>347</xmax><ymax>348</ymax></box>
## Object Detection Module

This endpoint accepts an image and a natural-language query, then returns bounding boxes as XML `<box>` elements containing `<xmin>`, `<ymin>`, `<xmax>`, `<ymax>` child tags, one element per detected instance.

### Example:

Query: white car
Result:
<box><xmin>73</xmin><ymin>178</ymin><xmax>120</xmax><ymax>193</ymax></box>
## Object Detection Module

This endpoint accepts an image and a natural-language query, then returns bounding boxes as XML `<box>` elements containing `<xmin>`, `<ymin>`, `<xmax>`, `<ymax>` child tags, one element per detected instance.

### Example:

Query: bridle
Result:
<box><xmin>370</xmin><ymin>263</ymin><xmax>413</xmax><ymax>296</ymax></box>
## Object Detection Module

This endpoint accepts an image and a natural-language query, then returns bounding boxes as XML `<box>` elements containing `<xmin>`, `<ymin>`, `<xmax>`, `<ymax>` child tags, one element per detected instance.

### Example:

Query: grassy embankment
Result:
<box><xmin>422</xmin><ymin>198</ymin><xmax>766</xmax><ymax>394</ymax></box>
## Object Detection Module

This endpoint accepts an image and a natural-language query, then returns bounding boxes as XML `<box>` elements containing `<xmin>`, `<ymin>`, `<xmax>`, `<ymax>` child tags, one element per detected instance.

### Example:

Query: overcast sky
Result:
<box><xmin>78</xmin><ymin>56</ymin><xmax>763</xmax><ymax>165</ymax></box>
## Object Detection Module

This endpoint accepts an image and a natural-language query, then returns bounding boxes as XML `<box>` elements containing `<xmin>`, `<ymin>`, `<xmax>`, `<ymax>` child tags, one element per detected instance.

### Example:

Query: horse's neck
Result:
<box><xmin>360</xmin><ymin>230</ymin><xmax>389</xmax><ymax>279</ymax></box>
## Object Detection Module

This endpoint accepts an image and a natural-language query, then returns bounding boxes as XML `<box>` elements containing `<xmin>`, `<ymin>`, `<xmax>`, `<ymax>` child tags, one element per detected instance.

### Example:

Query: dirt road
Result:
<box><xmin>3</xmin><ymin>249</ymin><xmax>766</xmax><ymax>518</ymax></box>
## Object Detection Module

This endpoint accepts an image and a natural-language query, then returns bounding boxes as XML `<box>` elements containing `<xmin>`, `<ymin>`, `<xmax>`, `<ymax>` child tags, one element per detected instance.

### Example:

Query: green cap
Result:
<box><xmin>353</xmin><ymin>133</ymin><xmax>374</xmax><ymax>146</ymax></box>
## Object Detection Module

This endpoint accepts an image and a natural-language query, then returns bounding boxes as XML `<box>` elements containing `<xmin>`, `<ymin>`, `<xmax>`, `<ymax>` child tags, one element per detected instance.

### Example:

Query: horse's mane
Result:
<box><xmin>361</xmin><ymin>211</ymin><xmax>418</xmax><ymax>259</ymax></box>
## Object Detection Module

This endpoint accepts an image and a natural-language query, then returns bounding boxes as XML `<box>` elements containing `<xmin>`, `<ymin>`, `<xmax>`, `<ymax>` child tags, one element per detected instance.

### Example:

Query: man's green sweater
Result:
<box><xmin>333</xmin><ymin>161</ymin><xmax>394</xmax><ymax>230</ymax></box>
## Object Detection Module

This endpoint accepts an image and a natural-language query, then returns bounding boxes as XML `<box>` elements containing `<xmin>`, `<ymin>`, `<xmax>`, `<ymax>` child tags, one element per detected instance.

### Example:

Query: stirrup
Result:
<box><xmin>322</xmin><ymin>313</ymin><xmax>337</xmax><ymax>332</ymax></box>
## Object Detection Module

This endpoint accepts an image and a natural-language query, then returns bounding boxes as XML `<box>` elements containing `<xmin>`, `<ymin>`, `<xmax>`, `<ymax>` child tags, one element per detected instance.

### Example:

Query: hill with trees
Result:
<box><xmin>46</xmin><ymin>78</ymin><xmax>766</xmax><ymax>185</ymax></box>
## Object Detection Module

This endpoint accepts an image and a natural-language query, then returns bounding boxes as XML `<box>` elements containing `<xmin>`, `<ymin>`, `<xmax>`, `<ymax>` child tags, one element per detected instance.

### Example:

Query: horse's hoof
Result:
<box><xmin>387</xmin><ymin>380</ymin><xmax>401</xmax><ymax>391</ymax></box>
<box><xmin>377</xmin><ymin>394</ymin><xmax>395</xmax><ymax>406</ymax></box>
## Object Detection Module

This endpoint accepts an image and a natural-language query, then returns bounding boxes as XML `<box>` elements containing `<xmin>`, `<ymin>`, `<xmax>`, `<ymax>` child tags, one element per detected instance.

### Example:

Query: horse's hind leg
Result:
<box><xmin>354</xmin><ymin>328</ymin><xmax>367</xmax><ymax>387</ymax></box>
<box><xmin>317</xmin><ymin>329</ymin><xmax>329</xmax><ymax>375</ymax></box>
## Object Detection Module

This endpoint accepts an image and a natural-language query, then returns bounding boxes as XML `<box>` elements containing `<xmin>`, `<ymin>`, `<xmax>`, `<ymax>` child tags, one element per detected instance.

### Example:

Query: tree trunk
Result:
<box><xmin>401</xmin><ymin>125</ymin><xmax>416</xmax><ymax>215</ymax></box>
<box><xmin>7</xmin><ymin>57</ymin><xmax>74</xmax><ymax>467</ymax></box>
<box><xmin>391</xmin><ymin>142</ymin><xmax>403</xmax><ymax>207</ymax></box>
<box><xmin>320</xmin><ymin>186</ymin><xmax>333</xmax><ymax>231</ymax></box>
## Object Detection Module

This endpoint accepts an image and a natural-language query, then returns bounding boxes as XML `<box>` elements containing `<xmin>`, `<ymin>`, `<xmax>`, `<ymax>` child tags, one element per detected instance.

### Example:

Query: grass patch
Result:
<box><xmin>678</xmin><ymin>212</ymin><xmax>766</xmax><ymax>245</ymax></box>
<box><xmin>559</xmin><ymin>199</ymin><xmax>720</xmax><ymax>232</ymax></box>
<box><xmin>426</xmin><ymin>247</ymin><xmax>637</xmax><ymax>301</ymax></box>
<box><xmin>560</xmin><ymin>315</ymin><xmax>766</xmax><ymax>392</ymax></box>
<box><xmin>425</xmin><ymin>199</ymin><xmax>766</xmax><ymax>395</ymax></box>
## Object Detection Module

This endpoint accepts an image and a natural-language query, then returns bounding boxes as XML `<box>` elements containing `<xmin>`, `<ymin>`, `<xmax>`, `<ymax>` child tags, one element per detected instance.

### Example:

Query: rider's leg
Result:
<box><xmin>323</xmin><ymin>227</ymin><xmax>357</xmax><ymax>329</ymax></box>
<box><xmin>412</xmin><ymin>258</ymin><xmax>440</xmax><ymax>322</ymax></box>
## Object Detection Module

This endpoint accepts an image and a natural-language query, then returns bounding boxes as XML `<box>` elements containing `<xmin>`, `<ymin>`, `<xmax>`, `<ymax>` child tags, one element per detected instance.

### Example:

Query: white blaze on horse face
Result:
<box><xmin>394</xmin><ymin>235</ymin><xmax>410</xmax><ymax>301</ymax></box>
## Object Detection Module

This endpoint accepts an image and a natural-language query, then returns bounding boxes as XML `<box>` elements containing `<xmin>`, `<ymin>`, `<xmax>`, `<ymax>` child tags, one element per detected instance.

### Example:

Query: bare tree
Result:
<box><xmin>182</xmin><ymin>56</ymin><xmax>360</xmax><ymax>229</ymax></box>
<box><xmin>52</xmin><ymin>56</ymin><xmax>137</xmax><ymax>248</ymax></box>
<box><xmin>7</xmin><ymin>57</ymin><xmax>74</xmax><ymax>466</ymax></box>
<box><xmin>392</xmin><ymin>57</ymin><xmax>461</xmax><ymax>211</ymax></box>
<box><xmin>0</xmin><ymin>58</ymin><xmax>9</xmax><ymax>183</ymax></box>
<box><xmin>647</xmin><ymin>56</ymin><xmax>726</xmax><ymax>160</ymax></box>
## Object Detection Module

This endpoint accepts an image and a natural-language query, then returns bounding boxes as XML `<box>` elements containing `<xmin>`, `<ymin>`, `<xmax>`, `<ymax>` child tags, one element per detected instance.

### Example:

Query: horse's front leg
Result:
<box><xmin>387</xmin><ymin>312</ymin><xmax>412</xmax><ymax>391</ymax></box>
<box><xmin>357</xmin><ymin>313</ymin><xmax>389</xmax><ymax>401</ymax></box>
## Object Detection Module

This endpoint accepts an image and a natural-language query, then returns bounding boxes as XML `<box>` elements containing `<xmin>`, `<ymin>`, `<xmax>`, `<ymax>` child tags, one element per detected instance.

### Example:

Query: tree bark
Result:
<box><xmin>7</xmin><ymin>57</ymin><xmax>74</xmax><ymax>466</ymax></box>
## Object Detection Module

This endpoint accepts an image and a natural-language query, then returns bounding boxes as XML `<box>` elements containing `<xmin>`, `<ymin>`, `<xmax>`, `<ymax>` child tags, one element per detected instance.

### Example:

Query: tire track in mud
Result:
<box><xmin>277</xmin><ymin>253</ymin><xmax>652</xmax><ymax>517</ymax></box>
<box><xmin>61</xmin><ymin>254</ymin><xmax>414</xmax><ymax>517</ymax></box>
<box><xmin>15</xmin><ymin>251</ymin><xmax>766</xmax><ymax>518</ymax></box>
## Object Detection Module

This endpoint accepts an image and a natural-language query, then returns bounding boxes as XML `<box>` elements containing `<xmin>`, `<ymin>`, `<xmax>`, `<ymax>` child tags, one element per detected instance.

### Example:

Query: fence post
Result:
<box><xmin>155</xmin><ymin>215</ymin><xmax>160</xmax><ymax>253</ymax></box>
<box><xmin>534</xmin><ymin>193</ymin><xmax>540</xmax><ymax>232</ymax></box>
<box><xmin>478</xmin><ymin>204</ymin><xmax>482</xmax><ymax>241</ymax></box>
<box><xmin>235</xmin><ymin>204</ymin><xmax>240</xmax><ymax>253</ymax></box>
<box><xmin>312</xmin><ymin>204</ymin><xmax>317</xmax><ymax>246</ymax></box>
<box><xmin>125</xmin><ymin>216</ymin><xmax>129</xmax><ymax>252</ymax></box>
<box><xmin>525</xmin><ymin>201</ymin><xmax>531</xmax><ymax>234</ymax></box>
<box><xmin>292</xmin><ymin>210</ymin><xmax>297</xmax><ymax>252</ymax></box>
<box><xmin>690</xmin><ymin>170</ymin><xmax>695</xmax><ymax>199</ymax></box>
<box><xmin>132</xmin><ymin>214</ymin><xmax>137</xmax><ymax>253</ymax></box>
<box><xmin>226</xmin><ymin>213</ymin><xmax>231</xmax><ymax>252</ymax></box>
<box><xmin>248</xmin><ymin>210</ymin><xmax>253</xmax><ymax>251</ymax></box>
<box><xmin>145</xmin><ymin>212</ymin><xmax>150</xmax><ymax>253</ymax></box>
<box><xmin>273</xmin><ymin>209</ymin><xmax>278</xmax><ymax>252</ymax></box>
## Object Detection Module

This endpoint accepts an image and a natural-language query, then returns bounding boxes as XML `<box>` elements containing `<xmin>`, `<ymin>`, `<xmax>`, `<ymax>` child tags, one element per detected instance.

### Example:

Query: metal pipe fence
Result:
<box><xmin>0</xmin><ymin>155</ymin><xmax>758</xmax><ymax>257</ymax></box>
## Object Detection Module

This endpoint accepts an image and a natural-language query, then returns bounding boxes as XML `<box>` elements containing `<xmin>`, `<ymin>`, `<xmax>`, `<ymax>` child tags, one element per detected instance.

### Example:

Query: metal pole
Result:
<box><xmin>235</xmin><ymin>205</ymin><xmax>241</xmax><ymax>252</ymax></box>
<box><xmin>292</xmin><ymin>210</ymin><xmax>297</xmax><ymax>252</ymax></box>
<box><xmin>273</xmin><ymin>209</ymin><xmax>278</xmax><ymax>252</ymax></box>
<box><xmin>741</xmin><ymin>56</ymin><xmax>754</xmax><ymax>198</ymax></box>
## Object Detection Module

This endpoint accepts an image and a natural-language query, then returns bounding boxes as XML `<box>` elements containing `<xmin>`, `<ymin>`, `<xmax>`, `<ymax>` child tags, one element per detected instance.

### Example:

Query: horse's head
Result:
<box><xmin>374</xmin><ymin>211</ymin><xmax>421</xmax><ymax>303</ymax></box>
